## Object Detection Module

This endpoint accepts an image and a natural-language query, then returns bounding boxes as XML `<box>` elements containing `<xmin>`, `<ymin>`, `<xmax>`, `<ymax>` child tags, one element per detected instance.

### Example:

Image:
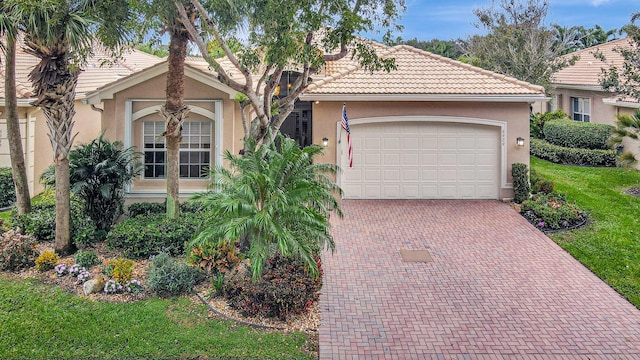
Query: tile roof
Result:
<box><xmin>0</xmin><ymin>45</ymin><xmax>163</xmax><ymax>100</ymax></box>
<box><xmin>305</xmin><ymin>45</ymin><xmax>545</xmax><ymax>96</ymax></box>
<box><xmin>552</xmin><ymin>38</ymin><xmax>630</xmax><ymax>87</ymax></box>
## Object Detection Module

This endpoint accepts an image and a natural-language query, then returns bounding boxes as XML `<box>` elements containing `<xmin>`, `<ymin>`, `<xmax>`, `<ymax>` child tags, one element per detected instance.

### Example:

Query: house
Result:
<box><xmin>0</xmin><ymin>46</ymin><xmax>163</xmax><ymax>195</ymax></box>
<box><xmin>1</xmin><ymin>41</ymin><xmax>546</xmax><ymax>201</ymax></box>
<box><xmin>549</xmin><ymin>37</ymin><xmax>640</xmax><ymax>164</ymax></box>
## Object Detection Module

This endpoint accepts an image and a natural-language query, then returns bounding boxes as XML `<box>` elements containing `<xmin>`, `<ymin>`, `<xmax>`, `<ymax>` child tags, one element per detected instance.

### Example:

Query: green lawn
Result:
<box><xmin>0</xmin><ymin>276</ymin><xmax>311</xmax><ymax>360</ymax></box>
<box><xmin>531</xmin><ymin>156</ymin><xmax>640</xmax><ymax>308</ymax></box>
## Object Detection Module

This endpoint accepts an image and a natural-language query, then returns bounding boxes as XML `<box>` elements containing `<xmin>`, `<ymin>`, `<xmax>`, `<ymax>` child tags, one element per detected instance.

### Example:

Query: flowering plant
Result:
<box><xmin>104</xmin><ymin>279</ymin><xmax>124</xmax><ymax>294</ymax></box>
<box><xmin>521</xmin><ymin>193</ymin><xmax>586</xmax><ymax>231</ymax></box>
<box><xmin>125</xmin><ymin>279</ymin><xmax>144</xmax><ymax>294</ymax></box>
<box><xmin>54</xmin><ymin>264</ymin><xmax>68</xmax><ymax>276</ymax></box>
<box><xmin>77</xmin><ymin>268</ymin><xmax>91</xmax><ymax>284</ymax></box>
<box><xmin>68</xmin><ymin>264</ymin><xmax>81</xmax><ymax>277</ymax></box>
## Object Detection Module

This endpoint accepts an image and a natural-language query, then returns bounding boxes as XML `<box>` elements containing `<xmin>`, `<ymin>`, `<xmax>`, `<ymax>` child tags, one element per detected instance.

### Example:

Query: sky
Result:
<box><xmin>377</xmin><ymin>0</ymin><xmax>639</xmax><ymax>41</ymax></box>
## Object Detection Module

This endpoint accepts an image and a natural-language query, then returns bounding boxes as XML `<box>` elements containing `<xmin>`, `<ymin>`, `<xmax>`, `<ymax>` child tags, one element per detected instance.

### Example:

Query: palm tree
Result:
<box><xmin>132</xmin><ymin>0</ymin><xmax>199</xmax><ymax>219</ymax></box>
<box><xmin>10</xmin><ymin>0</ymin><xmax>132</xmax><ymax>254</ymax></box>
<box><xmin>191</xmin><ymin>135</ymin><xmax>343</xmax><ymax>280</ymax></box>
<box><xmin>0</xmin><ymin>2</ymin><xmax>31</xmax><ymax>215</ymax></box>
<box><xmin>41</xmin><ymin>134</ymin><xmax>142</xmax><ymax>232</ymax></box>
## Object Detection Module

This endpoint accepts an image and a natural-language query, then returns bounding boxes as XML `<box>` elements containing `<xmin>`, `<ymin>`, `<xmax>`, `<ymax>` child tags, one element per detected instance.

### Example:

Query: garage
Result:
<box><xmin>338</xmin><ymin>120</ymin><xmax>501</xmax><ymax>199</ymax></box>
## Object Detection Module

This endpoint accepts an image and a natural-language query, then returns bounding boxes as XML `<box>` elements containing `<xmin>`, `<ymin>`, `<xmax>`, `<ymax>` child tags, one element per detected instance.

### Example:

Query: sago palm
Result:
<box><xmin>41</xmin><ymin>134</ymin><xmax>142</xmax><ymax>232</ymax></box>
<box><xmin>191</xmin><ymin>135</ymin><xmax>342</xmax><ymax>279</ymax></box>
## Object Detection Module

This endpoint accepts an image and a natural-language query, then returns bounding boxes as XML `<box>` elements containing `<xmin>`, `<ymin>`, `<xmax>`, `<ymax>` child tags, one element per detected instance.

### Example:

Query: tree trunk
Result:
<box><xmin>163</xmin><ymin>29</ymin><xmax>189</xmax><ymax>219</ymax></box>
<box><xmin>32</xmin><ymin>72</ymin><xmax>78</xmax><ymax>256</ymax></box>
<box><xmin>4</xmin><ymin>37</ymin><xmax>32</xmax><ymax>214</ymax></box>
<box><xmin>54</xmin><ymin>157</ymin><xmax>71</xmax><ymax>255</ymax></box>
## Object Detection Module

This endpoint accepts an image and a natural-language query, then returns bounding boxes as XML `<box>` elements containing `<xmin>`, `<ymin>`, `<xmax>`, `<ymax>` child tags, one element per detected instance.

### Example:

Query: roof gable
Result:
<box><xmin>302</xmin><ymin>45</ymin><xmax>546</xmax><ymax>101</ymax></box>
<box><xmin>552</xmin><ymin>38</ymin><xmax>630</xmax><ymax>88</ymax></box>
<box><xmin>83</xmin><ymin>59</ymin><xmax>238</xmax><ymax>104</ymax></box>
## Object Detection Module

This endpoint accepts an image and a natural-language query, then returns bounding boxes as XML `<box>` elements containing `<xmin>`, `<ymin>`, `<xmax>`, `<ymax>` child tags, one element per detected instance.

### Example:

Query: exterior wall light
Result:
<box><xmin>322</xmin><ymin>137</ymin><xmax>329</xmax><ymax>147</ymax></box>
<box><xmin>516</xmin><ymin>137</ymin><xmax>525</xmax><ymax>147</ymax></box>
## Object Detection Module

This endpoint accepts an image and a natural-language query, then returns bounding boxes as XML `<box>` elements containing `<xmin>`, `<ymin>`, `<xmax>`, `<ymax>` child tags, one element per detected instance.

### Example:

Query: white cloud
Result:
<box><xmin>590</xmin><ymin>0</ymin><xmax>613</xmax><ymax>6</ymax></box>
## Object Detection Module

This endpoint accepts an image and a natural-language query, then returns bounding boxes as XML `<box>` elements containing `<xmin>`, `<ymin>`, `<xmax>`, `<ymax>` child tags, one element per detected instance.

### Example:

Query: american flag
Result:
<box><xmin>342</xmin><ymin>103</ymin><xmax>353</xmax><ymax>168</ymax></box>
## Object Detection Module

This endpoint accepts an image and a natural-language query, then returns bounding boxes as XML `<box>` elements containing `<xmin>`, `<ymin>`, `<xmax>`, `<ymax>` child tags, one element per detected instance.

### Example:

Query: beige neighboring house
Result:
<box><xmin>2</xmin><ymin>41</ymin><xmax>546</xmax><ymax>201</ymax></box>
<box><xmin>549</xmin><ymin>37</ymin><xmax>640</xmax><ymax>164</ymax></box>
<box><xmin>0</xmin><ymin>46</ymin><xmax>164</xmax><ymax>195</ymax></box>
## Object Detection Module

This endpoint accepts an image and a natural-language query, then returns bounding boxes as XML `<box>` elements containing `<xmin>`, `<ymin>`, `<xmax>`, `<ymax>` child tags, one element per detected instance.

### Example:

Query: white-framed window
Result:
<box><xmin>143</xmin><ymin>121</ymin><xmax>211</xmax><ymax>179</ymax></box>
<box><xmin>571</xmin><ymin>97</ymin><xmax>591</xmax><ymax>122</ymax></box>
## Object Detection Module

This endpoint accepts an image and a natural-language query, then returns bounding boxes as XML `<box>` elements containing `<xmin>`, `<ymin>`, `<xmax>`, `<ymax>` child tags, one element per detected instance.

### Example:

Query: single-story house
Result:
<box><xmin>549</xmin><ymin>38</ymin><xmax>640</xmax><ymax>163</ymax></box>
<box><xmin>1</xmin><ymin>41</ymin><xmax>546</xmax><ymax>201</ymax></box>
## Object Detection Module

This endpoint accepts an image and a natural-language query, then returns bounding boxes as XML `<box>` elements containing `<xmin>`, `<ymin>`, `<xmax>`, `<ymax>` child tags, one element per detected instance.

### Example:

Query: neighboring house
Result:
<box><xmin>1</xmin><ymin>41</ymin><xmax>546</xmax><ymax>201</ymax></box>
<box><xmin>0</xmin><ymin>46</ymin><xmax>163</xmax><ymax>195</ymax></box>
<box><xmin>550</xmin><ymin>38</ymin><xmax>640</xmax><ymax>164</ymax></box>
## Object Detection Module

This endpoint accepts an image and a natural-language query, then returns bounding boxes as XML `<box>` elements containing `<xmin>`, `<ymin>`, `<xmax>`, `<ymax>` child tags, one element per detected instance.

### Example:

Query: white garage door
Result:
<box><xmin>339</xmin><ymin>121</ymin><xmax>500</xmax><ymax>199</ymax></box>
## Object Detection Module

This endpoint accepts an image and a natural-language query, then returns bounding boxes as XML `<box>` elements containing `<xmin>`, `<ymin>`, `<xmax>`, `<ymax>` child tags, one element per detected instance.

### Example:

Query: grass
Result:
<box><xmin>0</xmin><ymin>276</ymin><xmax>311</xmax><ymax>359</ymax></box>
<box><xmin>531</xmin><ymin>156</ymin><xmax>640</xmax><ymax>308</ymax></box>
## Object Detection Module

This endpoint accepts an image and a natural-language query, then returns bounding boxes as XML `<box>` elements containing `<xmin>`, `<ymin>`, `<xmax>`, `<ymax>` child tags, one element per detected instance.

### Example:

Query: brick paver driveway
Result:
<box><xmin>319</xmin><ymin>200</ymin><xmax>640</xmax><ymax>359</ymax></box>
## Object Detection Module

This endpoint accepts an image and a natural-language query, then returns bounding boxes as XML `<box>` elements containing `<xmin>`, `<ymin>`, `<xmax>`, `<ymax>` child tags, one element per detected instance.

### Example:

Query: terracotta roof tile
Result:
<box><xmin>306</xmin><ymin>45</ymin><xmax>545</xmax><ymax>95</ymax></box>
<box><xmin>552</xmin><ymin>38</ymin><xmax>630</xmax><ymax>87</ymax></box>
<box><xmin>0</xmin><ymin>45</ymin><xmax>163</xmax><ymax>100</ymax></box>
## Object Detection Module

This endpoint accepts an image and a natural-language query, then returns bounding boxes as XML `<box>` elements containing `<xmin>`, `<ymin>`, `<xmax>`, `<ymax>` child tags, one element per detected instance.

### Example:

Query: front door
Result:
<box><xmin>280</xmin><ymin>101</ymin><xmax>312</xmax><ymax>148</ymax></box>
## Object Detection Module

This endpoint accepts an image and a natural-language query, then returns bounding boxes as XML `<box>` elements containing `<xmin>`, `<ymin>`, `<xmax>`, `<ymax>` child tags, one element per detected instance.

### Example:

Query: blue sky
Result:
<box><xmin>376</xmin><ymin>0</ymin><xmax>639</xmax><ymax>41</ymax></box>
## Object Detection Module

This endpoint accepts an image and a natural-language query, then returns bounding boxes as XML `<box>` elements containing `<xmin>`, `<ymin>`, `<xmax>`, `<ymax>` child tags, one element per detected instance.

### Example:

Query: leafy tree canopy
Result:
<box><xmin>467</xmin><ymin>0</ymin><xmax>577</xmax><ymax>91</ymax></box>
<box><xmin>176</xmin><ymin>0</ymin><xmax>405</xmax><ymax>147</ymax></box>
<box><xmin>600</xmin><ymin>12</ymin><xmax>640</xmax><ymax>101</ymax></box>
<box><xmin>400</xmin><ymin>38</ymin><xmax>464</xmax><ymax>59</ymax></box>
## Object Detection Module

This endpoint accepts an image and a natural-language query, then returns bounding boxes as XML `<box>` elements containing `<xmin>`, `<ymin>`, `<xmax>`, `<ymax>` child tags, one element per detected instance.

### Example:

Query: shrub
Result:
<box><xmin>110</xmin><ymin>258</ymin><xmax>135</xmax><ymax>284</ymax></box>
<box><xmin>530</xmin><ymin>139</ymin><xmax>617</xmax><ymax>167</ymax></box>
<box><xmin>106</xmin><ymin>213</ymin><xmax>204</xmax><ymax>258</ymax></box>
<box><xmin>11</xmin><ymin>200</ymin><xmax>98</xmax><ymax>248</ymax></box>
<box><xmin>35</xmin><ymin>251</ymin><xmax>60</xmax><ymax>272</ymax></box>
<box><xmin>543</xmin><ymin>119</ymin><xmax>613</xmax><ymax>150</ymax></box>
<box><xmin>0</xmin><ymin>230</ymin><xmax>38</xmax><ymax>271</ymax></box>
<box><xmin>511</xmin><ymin>163</ymin><xmax>529</xmax><ymax>203</ymax></box>
<box><xmin>520</xmin><ymin>193</ymin><xmax>586</xmax><ymax>231</ymax></box>
<box><xmin>530</xmin><ymin>110</ymin><xmax>569</xmax><ymax>140</ymax></box>
<box><xmin>127</xmin><ymin>202</ymin><xmax>165</xmax><ymax>217</ymax></box>
<box><xmin>0</xmin><ymin>167</ymin><xmax>16</xmax><ymax>208</ymax></box>
<box><xmin>126</xmin><ymin>201</ymin><xmax>206</xmax><ymax>217</ymax></box>
<box><xmin>40</xmin><ymin>134</ymin><xmax>142</xmax><ymax>232</ymax></box>
<box><xmin>222</xmin><ymin>255</ymin><xmax>322</xmax><ymax>320</ymax></box>
<box><xmin>147</xmin><ymin>253</ymin><xmax>201</xmax><ymax>297</ymax></box>
<box><xmin>187</xmin><ymin>242</ymin><xmax>242</xmax><ymax>275</ymax></box>
<box><xmin>74</xmin><ymin>250</ymin><xmax>99</xmax><ymax>269</ymax></box>
<box><xmin>191</xmin><ymin>135</ymin><xmax>341</xmax><ymax>280</ymax></box>
<box><xmin>530</xmin><ymin>169</ymin><xmax>555</xmax><ymax>195</ymax></box>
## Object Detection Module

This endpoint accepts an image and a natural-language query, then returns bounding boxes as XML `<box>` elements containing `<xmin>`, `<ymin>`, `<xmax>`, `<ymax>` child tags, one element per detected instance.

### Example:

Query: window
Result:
<box><xmin>571</xmin><ymin>97</ymin><xmax>590</xmax><ymax>122</ymax></box>
<box><xmin>143</xmin><ymin>121</ymin><xmax>211</xmax><ymax>179</ymax></box>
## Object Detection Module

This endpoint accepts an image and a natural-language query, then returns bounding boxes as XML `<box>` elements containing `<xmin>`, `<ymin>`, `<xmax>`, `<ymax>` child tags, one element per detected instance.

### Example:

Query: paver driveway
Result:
<box><xmin>319</xmin><ymin>200</ymin><xmax>640</xmax><ymax>359</ymax></box>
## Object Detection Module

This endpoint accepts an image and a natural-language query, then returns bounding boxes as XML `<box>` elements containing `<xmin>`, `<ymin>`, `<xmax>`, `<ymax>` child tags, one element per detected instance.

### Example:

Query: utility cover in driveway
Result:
<box><xmin>399</xmin><ymin>249</ymin><xmax>433</xmax><ymax>263</ymax></box>
<box><xmin>339</xmin><ymin>121</ymin><xmax>500</xmax><ymax>199</ymax></box>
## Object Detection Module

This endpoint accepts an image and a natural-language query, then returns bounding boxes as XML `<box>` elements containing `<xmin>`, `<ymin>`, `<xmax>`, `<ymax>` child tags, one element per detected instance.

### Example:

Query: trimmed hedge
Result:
<box><xmin>543</xmin><ymin>119</ymin><xmax>613</xmax><ymax>150</ymax></box>
<box><xmin>127</xmin><ymin>201</ymin><xmax>206</xmax><ymax>217</ymax></box>
<box><xmin>0</xmin><ymin>167</ymin><xmax>16</xmax><ymax>208</ymax></box>
<box><xmin>530</xmin><ymin>139</ymin><xmax>617</xmax><ymax>167</ymax></box>
<box><xmin>511</xmin><ymin>163</ymin><xmax>529</xmax><ymax>204</ymax></box>
<box><xmin>106</xmin><ymin>213</ymin><xmax>205</xmax><ymax>258</ymax></box>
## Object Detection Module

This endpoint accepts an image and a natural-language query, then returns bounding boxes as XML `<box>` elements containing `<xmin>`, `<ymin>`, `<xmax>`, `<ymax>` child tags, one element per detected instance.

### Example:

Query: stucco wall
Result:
<box><xmin>100</xmin><ymin>73</ymin><xmax>239</xmax><ymax>197</ymax></box>
<box><xmin>29</xmin><ymin>101</ymin><xmax>102</xmax><ymax>195</ymax></box>
<box><xmin>552</xmin><ymin>88</ymin><xmax>617</xmax><ymax>126</ymax></box>
<box><xmin>0</xmin><ymin>106</ymin><xmax>28</xmax><ymax>169</ymax></box>
<box><xmin>311</xmin><ymin>101</ymin><xmax>532</xmax><ymax>199</ymax></box>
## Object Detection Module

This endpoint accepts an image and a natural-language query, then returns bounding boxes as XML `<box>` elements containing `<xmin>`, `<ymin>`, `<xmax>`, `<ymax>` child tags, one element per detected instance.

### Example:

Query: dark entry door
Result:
<box><xmin>280</xmin><ymin>101</ymin><xmax>312</xmax><ymax>148</ymax></box>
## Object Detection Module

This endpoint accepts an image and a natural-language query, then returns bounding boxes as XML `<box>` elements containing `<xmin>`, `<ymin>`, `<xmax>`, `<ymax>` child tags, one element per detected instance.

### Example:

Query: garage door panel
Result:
<box><xmin>341</xmin><ymin>121</ymin><xmax>500</xmax><ymax>199</ymax></box>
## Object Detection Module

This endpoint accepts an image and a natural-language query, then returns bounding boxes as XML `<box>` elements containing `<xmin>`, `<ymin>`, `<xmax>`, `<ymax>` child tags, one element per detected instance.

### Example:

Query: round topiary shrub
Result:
<box><xmin>0</xmin><ymin>167</ymin><xmax>16</xmax><ymax>208</ymax></box>
<box><xmin>222</xmin><ymin>254</ymin><xmax>322</xmax><ymax>320</ymax></box>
